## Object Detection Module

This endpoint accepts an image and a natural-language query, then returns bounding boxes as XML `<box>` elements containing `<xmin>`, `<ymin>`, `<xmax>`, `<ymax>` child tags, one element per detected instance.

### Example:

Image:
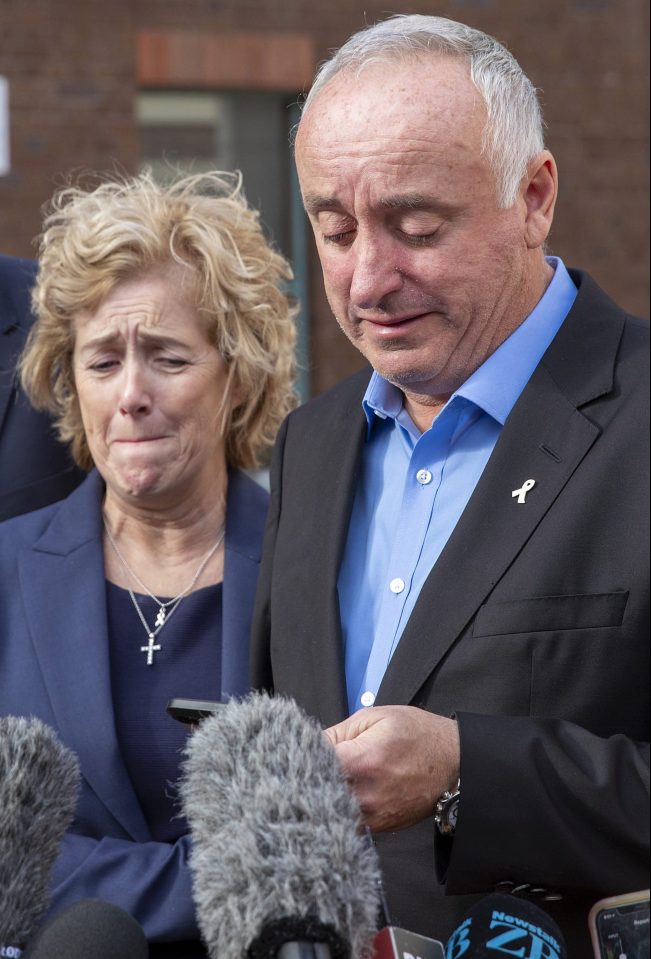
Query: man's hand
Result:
<box><xmin>325</xmin><ymin>705</ymin><xmax>460</xmax><ymax>832</ymax></box>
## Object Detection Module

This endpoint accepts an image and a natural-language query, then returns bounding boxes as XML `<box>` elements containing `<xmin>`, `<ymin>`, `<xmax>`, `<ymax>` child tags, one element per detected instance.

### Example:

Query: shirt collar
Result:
<box><xmin>362</xmin><ymin>256</ymin><xmax>578</xmax><ymax>432</ymax></box>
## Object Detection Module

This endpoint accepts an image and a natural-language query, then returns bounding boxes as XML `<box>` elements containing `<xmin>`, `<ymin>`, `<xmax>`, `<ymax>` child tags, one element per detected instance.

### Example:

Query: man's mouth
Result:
<box><xmin>358</xmin><ymin>310</ymin><xmax>435</xmax><ymax>333</ymax></box>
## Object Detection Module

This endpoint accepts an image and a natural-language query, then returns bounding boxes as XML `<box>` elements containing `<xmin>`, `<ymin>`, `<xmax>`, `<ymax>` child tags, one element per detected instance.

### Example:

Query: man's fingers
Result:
<box><xmin>322</xmin><ymin>706</ymin><xmax>461</xmax><ymax>833</ymax></box>
<box><xmin>324</xmin><ymin>707</ymin><xmax>382</xmax><ymax>746</ymax></box>
<box><xmin>331</xmin><ymin>736</ymin><xmax>368</xmax><ymax>777</ymax></box>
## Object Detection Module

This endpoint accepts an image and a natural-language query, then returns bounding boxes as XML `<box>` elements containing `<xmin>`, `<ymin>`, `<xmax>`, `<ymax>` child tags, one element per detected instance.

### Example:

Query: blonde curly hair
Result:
<box><xmin>20</xmin><ymin>170</ymin><xmax>298</xmax><ymax>470</ymax></box>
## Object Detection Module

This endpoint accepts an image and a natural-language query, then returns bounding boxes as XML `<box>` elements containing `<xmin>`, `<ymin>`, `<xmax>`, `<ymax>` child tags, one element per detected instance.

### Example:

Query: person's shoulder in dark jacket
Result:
<box><xmin>0</xmin><ymin>254</ymin><xmax>85</xmax><ymax>521</ymax></box>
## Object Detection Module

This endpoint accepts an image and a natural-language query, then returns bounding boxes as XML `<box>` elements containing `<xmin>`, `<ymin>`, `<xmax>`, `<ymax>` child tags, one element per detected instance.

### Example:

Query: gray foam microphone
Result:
<box><xmin>180</xmin><ymin>692</ymin><xmax>381</xmax><ymax>959</ymax></box>
<box><xmin>0</xmin><ymin>716</ymin><xmax>80</xmax><ymax>956</ymax></box>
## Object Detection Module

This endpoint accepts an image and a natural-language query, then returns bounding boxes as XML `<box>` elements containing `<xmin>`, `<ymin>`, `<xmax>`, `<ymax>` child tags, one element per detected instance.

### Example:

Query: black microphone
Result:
<box><xmin>444</xmin><ymin>893</ymin><xmax>567</xmax><ymax>958</ymax></box>
<box><xmin>0</xmin><ymin>716</ymin><xmax>80</xmax><ymax>958</ymax></box>
<box><xmin>180</xmin><ymin>692</ymin><xmax>382</xmax><ymax>959</ymax></box>
<box><xmin>21</xmin><ymin>899</ymin><xmax>148</xmax><ymax>958</ymax></box>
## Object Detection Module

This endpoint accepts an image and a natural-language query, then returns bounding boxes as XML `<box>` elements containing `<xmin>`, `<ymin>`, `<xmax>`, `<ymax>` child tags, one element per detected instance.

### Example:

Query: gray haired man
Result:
<box><xmin>252</xmin><ymin>16</ymin><xmax>649</xmax><ymax>957</ymax></box>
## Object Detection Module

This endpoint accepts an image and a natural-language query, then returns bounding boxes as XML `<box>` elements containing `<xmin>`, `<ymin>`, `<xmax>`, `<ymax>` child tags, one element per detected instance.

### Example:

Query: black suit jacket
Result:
<box><xmin>251</xmin><ymin>270</ymin><xmax>650</xmax><ymax>957</ymax></box>
<box><xmin>0</xmin><ymin>255</ymin><xmax>85</xmax><ymax>520</ymax></box>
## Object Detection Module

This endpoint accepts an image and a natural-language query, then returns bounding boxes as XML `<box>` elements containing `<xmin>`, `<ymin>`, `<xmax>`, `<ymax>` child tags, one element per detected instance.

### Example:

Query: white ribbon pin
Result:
<box><xmin>512</xmin><ymin>478</ymin><xmax>536</xmax><ymax>504</ymax></box>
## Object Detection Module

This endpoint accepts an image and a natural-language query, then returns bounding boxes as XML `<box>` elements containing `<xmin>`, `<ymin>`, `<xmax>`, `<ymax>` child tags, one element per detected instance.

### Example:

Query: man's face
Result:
<box><xmin>296</xmin><ymin>56</ymin><xmax>546</xmax><ymax>403</ymax></box>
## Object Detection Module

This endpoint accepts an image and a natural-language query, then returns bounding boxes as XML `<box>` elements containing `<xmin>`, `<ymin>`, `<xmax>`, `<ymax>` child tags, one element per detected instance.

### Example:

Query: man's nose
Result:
<box><xmin>348</xmin><ymin>232</ymin><xmax>403</xmax><ymax>309</ymax></box>
<box><xmin>118</xmin><ymin>358</ymin><xmax>152</xmax><ymax>416</ymax></box>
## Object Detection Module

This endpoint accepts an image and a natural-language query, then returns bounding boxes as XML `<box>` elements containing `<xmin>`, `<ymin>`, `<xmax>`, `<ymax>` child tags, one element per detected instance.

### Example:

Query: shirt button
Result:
<box><xmin>361</xmin><ymin>691</ymin><xmax>376</xmax><ymax>707</ymax></box>
<box><xmin>416</xmin><ymin>469</ymin><xmax>432</xmax><ymax>485</ymax></box>
<box><xmin>389</xmin><ymin>577</ymin><xmax>405</xmax><ymax>594</ymax></box>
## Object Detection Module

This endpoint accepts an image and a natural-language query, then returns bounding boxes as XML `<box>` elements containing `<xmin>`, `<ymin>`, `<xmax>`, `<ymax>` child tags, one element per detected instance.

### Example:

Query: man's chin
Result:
<box><xmin>370</xmin><ymin>358</ymin><xmax>443</xmax><ymax>392</ymax></box>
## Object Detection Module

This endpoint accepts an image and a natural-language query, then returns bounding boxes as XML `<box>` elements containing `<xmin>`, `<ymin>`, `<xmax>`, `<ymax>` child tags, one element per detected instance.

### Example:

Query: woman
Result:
<box><xmin>0</xmin><ymin>170</ymin><xmax>296</xmax><ymax>955</ymax></box>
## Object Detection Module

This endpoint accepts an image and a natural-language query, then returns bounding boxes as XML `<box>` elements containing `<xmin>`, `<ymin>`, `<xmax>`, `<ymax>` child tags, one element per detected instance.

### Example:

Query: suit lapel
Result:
<box><xmin>377</xmin><ymin>274</ymin><xmax>624</xmax><ymax>706</ymax></box>
<box><xmin>221</xmin><ymin>470</ymin><xmax>267</xmax><ymax>698</ymax></box>
<box><xmin>308</xmin><ymin>385</ymin><xmax>369</xmax><ymax>725</ymax></box>
<box><xmin>376</xmin><ymin>368</ymin><xmax>599</xmax><ymax>704</ymax></box>
<box><xmin>18</xmin><ymin>472</ymin><xmax>150</xmax><ymax>840</ymax></box>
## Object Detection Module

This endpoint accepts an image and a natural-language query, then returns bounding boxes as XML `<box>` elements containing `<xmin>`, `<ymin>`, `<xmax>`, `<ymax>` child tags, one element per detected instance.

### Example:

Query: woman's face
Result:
<box><xmin>73</xmin><ymin>266</ymin><xmax>230</xmax><ymax>508</ymax></box>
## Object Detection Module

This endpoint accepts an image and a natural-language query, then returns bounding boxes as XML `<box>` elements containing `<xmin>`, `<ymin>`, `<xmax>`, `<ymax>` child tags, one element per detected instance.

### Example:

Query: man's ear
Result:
<box><xmin>522</xmin><ymin>151</ymin><xmax>558</xmax><ymax>249</ymax></box>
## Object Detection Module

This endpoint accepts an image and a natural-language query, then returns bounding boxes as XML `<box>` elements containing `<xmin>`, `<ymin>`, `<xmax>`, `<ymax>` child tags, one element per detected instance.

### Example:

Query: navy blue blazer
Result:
<box><xmin>0</xmin><ymin>467</ymin><xmax>268</xmax><ymax>941</ymax></box>
<box><xmin>0</xmin><ymin>254</ymin><xmax>85</xmax><ymax>520</ymax></box>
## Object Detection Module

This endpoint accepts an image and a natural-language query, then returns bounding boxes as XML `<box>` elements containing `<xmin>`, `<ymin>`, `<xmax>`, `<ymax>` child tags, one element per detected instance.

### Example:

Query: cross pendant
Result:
<box><xmin>141</xmin><ymin>633</ymin><xmax>161</xmax><ymax>666</ymax></box>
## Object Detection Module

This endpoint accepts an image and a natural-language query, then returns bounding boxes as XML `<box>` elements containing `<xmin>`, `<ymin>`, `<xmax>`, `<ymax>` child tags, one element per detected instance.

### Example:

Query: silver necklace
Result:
<box><xmin>103</xmin><ymin>517</ymin><xmax>225</xmax><ymax>665</ymax></box>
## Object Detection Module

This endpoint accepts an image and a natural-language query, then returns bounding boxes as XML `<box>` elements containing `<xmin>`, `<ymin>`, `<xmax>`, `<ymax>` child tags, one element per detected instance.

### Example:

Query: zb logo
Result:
<box><xmin>446</xmin><ymin>918</ymin><xmax>472</xmax><ymax>958</ymax></box>
<box><xmin>446</xmin><ymin>914</ymin><xmax>562</xmax><ymax>959</ymax></box>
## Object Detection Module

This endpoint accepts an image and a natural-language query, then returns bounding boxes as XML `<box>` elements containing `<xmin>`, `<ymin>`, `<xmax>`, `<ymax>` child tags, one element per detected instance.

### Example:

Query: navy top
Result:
<box><xmin>106</xmin><ymin>581</ymin><xmax>223</xmax><ymax>842</ymax></box>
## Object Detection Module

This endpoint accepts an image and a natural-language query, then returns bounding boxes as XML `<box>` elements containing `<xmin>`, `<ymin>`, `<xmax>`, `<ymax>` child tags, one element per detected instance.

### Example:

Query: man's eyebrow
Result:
<box><xmin>302</xmin><ymin>194</ymin><xmax>347</xmax><ymax>216</ymax></box>
<box><xmin>379</xmin><ymin>193</ymin><xmax>458</xmax><ymax>215</ymax></box>
<box><xmin>302</xmin><ymin>192</ymin><xmax>459</xmax><ymax>216</ymax></box>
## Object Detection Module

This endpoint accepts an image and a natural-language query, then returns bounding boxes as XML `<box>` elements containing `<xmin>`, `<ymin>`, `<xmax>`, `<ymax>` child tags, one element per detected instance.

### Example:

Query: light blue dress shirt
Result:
<box><xmin>337</xmin><ymin>257</ymin><xmax>578</xmax><ymax>714</ymax></box>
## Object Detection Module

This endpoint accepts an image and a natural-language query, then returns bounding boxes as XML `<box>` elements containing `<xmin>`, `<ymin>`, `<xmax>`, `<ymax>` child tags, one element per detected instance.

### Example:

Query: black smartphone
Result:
<box><xmin>588</xmin><ymin>890</ymin><xmax>650</xmax><ymax>959</ymax></box>
<box><xmin>166</xmin><ymin>698</ymin><xmax>225</xmax><ymax>725</ymax></box>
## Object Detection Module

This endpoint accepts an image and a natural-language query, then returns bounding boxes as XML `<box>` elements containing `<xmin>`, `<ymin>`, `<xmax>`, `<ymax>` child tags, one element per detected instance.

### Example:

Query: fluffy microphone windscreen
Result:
<box><xmin>0</xmin><ymin>716</ymin><xmax>80</xmax><ymax>950</ymax></box>
<box><xmin>180</xmin><ymin>692</ymin><xmax>381</xmax><ymax>959</ymax></box>
<box><xmin>445</xmin><ymin>893</ymin><xmax>567</xmax><ymax>959</ymax></box>
<box><xmin>22</xmin><ymin>899</ymin><xmax>148</xmax><ymax>959</ymax></box>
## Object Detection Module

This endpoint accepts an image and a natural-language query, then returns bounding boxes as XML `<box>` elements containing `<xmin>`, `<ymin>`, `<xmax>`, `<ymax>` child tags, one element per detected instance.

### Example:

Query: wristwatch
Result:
<box><xmin>434</xmin><ymin>779</ymin><xmax>461</xmax><ymax>836</ymax></box>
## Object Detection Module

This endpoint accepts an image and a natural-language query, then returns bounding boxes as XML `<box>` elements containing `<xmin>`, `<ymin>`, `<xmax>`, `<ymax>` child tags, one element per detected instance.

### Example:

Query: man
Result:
<box><xmin>0</xmin><ymin>254</ymin><xmax>84</xmax><ymax>520</ymax></box>
<box><xmin>251</xmin><ymin>14</ymin><xmax>649</xmax><ymax>958</ymax></box>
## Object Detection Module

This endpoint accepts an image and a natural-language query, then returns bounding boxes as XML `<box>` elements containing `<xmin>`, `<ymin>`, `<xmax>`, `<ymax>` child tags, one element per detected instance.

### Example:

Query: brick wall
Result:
<box><xmin>1</xmin><ymin>0</ymin><xmax>648</xmax><ymax>395</ymax></box>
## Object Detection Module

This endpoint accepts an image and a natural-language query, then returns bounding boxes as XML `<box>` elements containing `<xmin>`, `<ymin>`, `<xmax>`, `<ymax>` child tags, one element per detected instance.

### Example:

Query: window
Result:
<box><xmin>137</xmin><ymin>90</ymin><xmax>309</xmax><ymax>398</ymax></box>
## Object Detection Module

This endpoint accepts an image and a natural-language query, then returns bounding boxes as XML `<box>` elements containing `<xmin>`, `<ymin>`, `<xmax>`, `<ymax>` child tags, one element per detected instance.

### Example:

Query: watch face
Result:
<box><xmin>435</xmin><ymin>791</ymin><xmax>460</xmax><ymax>834</ymax></box>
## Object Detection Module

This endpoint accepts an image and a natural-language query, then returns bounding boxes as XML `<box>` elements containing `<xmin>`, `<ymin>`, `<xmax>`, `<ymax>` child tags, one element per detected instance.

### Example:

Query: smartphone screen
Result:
<box><xmin>594</xmin><ymin>897</ymin><xmax>650</xmax><ymax>959</ymax></box>
<box><xmin>166</xmin><ymin>698</ymin><xmax>225</xmax><ymax>725</ymax></box>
